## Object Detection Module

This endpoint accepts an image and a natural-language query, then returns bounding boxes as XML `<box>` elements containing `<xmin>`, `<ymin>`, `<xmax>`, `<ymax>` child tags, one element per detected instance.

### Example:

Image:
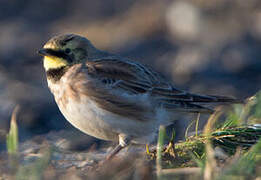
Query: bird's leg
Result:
<box><xmin>105</xmin><ymin>144</ymin><xmax>124</xmax><ymax>160</ymax></box>
<box><xmin>105</xmin><ymin>134</ymin><xmax>130</xmax><ymax>160</ymax></box>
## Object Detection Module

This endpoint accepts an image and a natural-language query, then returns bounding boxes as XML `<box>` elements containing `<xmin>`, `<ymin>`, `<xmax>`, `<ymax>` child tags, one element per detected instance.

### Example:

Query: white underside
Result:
<box><xmin>48</xmin><ymin>78</ymin><xmax>172</xmax><ymax>145</ymax></box>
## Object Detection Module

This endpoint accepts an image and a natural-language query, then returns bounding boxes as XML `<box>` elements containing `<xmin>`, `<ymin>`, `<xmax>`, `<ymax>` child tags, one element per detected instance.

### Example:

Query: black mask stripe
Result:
<box><xmin>43</xmin><ymin>49</ymin><xmax>73</xmax><ymax>62</ymax></box>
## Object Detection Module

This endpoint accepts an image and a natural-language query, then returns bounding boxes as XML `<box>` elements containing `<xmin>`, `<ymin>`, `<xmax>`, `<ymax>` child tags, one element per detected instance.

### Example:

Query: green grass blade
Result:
<box><xmin>6</xmin><ymin>106</ymin><xmax>19</xmax><ymax>155</ymax></box>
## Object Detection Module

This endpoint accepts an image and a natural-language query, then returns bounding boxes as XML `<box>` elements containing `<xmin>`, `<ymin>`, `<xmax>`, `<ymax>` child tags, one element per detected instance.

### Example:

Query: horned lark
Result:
<box><xmin>38</xmin><ymin>34</ymin><xmax>240</xmax><ymax>159</ymax></box>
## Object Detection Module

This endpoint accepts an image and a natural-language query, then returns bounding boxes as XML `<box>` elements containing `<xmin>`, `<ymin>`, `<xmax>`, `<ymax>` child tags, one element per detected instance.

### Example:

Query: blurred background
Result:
<box><xmin>0</xmin><ymin>0</ymin><xmax>260</xmax><ymax>150</ymax></box>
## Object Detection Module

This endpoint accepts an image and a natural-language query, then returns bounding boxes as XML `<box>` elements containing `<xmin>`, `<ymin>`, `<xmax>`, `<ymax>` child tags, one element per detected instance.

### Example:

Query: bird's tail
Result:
<box><xmin>187</xmin><ymin>93</ymin><xmax>244</xmax><ymax>104</ymax></box>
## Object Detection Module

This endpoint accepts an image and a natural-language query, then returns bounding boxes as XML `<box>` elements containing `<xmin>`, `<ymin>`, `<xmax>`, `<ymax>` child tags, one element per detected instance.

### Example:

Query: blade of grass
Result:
<box><xmin>6</xmin><ymin>105</ymin><xmax>20</xmax><ymax>173</ymax></box>
<box><xmin>6</xmin><ymin>105</ymin><xmax>19</xmax><ymax>155</ymax></box>
<box><xmin>185</xmin><ymin>119</ymin><xmax>196</xmax><ymax>139</ymax></box>
<box><xmin>156</xmin><ymin>125</ymin><xmax>166</xmax><ymax>176</ymax></box>
<box><xmin>203</xmin><ymin>108</ymin><xmax>222</xmax><ymax>180</ymax></box>
<box><xmin>195</xmin><ymin>113</ymin><xmax>200</xmax><ymax>137</ymax></box>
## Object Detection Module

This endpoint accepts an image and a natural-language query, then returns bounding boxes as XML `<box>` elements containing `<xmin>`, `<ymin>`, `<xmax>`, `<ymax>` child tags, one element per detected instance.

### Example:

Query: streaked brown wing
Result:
<box><xmin>81</xmin><ymin>58</ymin><xmax>239</xmax><ymax>114</ymax></box>
<box><xmin>85</xmin><ymin>58</ymin><xmax>180</xmax><ymax>93</ymax></box>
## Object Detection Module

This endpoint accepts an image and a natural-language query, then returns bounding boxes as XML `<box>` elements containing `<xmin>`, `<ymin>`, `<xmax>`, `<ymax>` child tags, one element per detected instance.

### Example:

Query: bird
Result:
<box><xmin>38</xmin><ymin>34</ymin><xmax>241</xmax><ymax>160</ymax></box>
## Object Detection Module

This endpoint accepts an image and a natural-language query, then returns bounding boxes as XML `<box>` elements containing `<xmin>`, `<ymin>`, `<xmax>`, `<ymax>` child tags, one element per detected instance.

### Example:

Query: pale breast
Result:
<box><xmin>48</xmin><ymin>78</ymin><xmax>118</xmax><ymax>141</ymax></box>
<box><xmin>47</xmin><ymin>77</ymin><xmax>162</xmax><ymax>144</ymax></box>
<box><xmin>46</xmin><ymin>64</ymin><xmax>166</xmax><ymax>144</ymax></box>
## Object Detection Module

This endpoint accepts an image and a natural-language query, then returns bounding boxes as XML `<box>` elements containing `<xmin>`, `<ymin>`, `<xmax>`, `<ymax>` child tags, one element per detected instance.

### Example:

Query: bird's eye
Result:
<box><xmin>65</xmin><ymin>48</ymin><xmax>71</xmax><ymax>54</ymax></box>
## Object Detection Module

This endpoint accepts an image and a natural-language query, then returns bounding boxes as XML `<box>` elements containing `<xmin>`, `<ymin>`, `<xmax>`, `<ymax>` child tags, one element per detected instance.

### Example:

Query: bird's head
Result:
<box><xmin>38</xmin><ymin>34</ymin><xmax>95</xmax><ymax>71</ymax></box>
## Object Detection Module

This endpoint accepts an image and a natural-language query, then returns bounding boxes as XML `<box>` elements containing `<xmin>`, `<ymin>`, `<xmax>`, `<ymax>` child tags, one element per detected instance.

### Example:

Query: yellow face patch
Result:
<box><xmin>43</xmin><ymin>56</ymin><xmax>68</xmax><ymax>70</ymax></box>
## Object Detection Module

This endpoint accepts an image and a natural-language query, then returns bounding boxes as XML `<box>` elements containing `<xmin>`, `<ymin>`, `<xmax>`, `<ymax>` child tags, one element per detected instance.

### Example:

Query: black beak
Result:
<box><xmin>38</xmin><ymin>48</ymin><xmax>52</xmax><ymax>56</ymax></box>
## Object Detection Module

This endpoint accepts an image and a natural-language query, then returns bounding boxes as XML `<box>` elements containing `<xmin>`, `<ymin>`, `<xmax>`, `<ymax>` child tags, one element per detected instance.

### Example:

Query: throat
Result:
<box><xmin>46</xmin><ymin>66</ymin><xmax>68</xmax><ymax>82</ymax></box>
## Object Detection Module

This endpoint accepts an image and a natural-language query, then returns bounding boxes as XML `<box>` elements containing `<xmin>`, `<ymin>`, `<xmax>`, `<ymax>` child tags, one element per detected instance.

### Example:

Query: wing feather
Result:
<box><xmin>81</xmin><ymin>58</ymin><xmax>240</xmax><ymax>115</ymax></box>
<box><xmin>70</xmin><ymin>64</ymin><xmax>152</xmax><ymax>121</ymax></box>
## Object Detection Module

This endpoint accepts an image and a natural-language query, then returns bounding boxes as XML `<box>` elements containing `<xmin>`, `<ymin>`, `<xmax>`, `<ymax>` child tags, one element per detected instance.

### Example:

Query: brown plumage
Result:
<box><xmin>38</xmin><ymin>34</ymin><xmax>242</xmax><ymax>160</ymax></box>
